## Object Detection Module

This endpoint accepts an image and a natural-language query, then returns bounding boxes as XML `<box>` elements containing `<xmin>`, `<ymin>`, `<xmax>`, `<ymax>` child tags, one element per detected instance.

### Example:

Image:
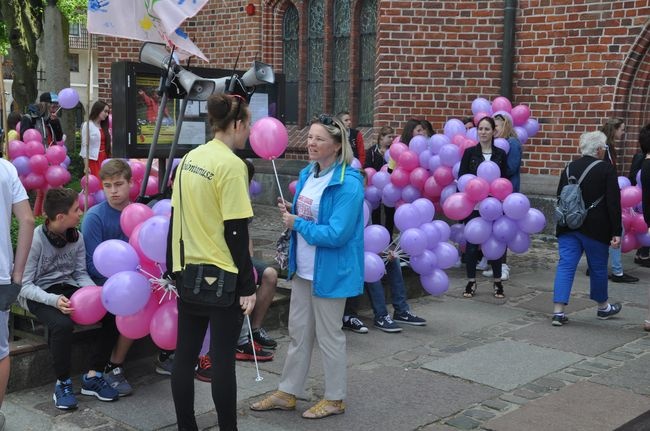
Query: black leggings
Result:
<box><xmin>171</xmin><ymin>301</ymin><xmax>244</xmax><ymax>431</ymax></box>
<box><xmin>27</xmin><ymin>284</ymin><xmax>118</xmax><ymax>381</ymax></box>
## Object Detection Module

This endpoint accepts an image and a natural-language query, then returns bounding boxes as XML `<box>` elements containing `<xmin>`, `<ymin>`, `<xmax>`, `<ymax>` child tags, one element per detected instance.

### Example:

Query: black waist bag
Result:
<box><xmin>177</xmin><ymin>264</ymin><xmax>237</xmax><ymax>307</ymax></box>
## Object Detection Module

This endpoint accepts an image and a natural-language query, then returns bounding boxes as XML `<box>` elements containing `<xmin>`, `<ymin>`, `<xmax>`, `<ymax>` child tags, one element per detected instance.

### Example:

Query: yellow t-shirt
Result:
<box><xmin>4</xmin><ymin>130</ymin><xmax>18</xmax><ymax>159</ymax></box>
<box><xmin>171</xmin><ymin>139</ymin><xmax>253</xmax><ymax>273</ymax></box>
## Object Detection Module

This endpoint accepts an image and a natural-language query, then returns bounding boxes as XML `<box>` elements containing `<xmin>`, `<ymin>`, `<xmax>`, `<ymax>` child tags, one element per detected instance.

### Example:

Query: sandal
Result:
<box><xmin>463</xmin><ymin>281</ymin><xmax>477</xmax><ymax>298</ymax></box>
<box><xmin>250</xmin><ymin>390</ymin><xmax>296</xmax><ymax>411</ymax></box>
<box><xmin>302</xmin><ymin>399</ymin><xmax>345</xmax><ymax>419</ymax></box>
<box><xmin>494</xmin><ymin>281</ymin><xmax>505</xmax><ymax>298</ymax></box>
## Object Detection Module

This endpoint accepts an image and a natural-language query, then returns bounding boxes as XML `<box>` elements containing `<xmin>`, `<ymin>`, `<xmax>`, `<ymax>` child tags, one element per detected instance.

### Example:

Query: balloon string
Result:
<box><xmin>137</xmin><ymin>264</ymin><xmax>179</xmax><ymax>304</ymax></box>
<box><xmin>246</xmin><ymin>314</ymin><xmax>264</xmax><ymax>382</ymax></box>
<box><xmin>271</xmin><ymin>159</ymin><xmax>285</xmax><ymax>203</ymax></box>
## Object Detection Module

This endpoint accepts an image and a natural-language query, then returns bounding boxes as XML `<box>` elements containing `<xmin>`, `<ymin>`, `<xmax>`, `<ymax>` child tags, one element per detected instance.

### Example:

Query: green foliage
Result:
<box><xmin>11</xmin><ymin>215</ymin><xmax>44</xmax><ymax>251</ymax></box>
<box><xmin>57</xmin><ymin>0</ymin><xmax>87</xmax><ymax>24</ymax></box>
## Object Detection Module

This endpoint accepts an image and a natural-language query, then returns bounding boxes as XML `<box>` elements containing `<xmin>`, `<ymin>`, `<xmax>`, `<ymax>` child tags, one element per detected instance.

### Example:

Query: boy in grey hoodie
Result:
<box><xmin>19</xmin><ymin>188</ymin><xmax>119</xmax><ymax>410</ymax></box>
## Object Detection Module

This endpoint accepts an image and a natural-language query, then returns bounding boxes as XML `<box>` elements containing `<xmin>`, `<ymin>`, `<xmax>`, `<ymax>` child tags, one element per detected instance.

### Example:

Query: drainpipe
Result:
<box><xmin>500</xmin><ymin>0</ymin><xmax>517</xmax><ymax>100</ymax></box>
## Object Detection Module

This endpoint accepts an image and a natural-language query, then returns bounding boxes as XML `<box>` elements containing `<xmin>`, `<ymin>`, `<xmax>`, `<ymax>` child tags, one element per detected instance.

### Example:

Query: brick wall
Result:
<box><xmin>96</xmin><ymin>0</ymin><xmax>650</xmax><ymax>193</ymax></box>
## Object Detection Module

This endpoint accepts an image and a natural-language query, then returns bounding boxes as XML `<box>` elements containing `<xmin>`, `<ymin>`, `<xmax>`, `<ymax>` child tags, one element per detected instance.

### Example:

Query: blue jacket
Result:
<box><xmin>506</xmin><ymin>136</ymin><xmax>522</xmax><ymax>192</ymax></box>
<box><xmin>288</xmin><ymin>162</ymin><xmax>365</xmax><ymax>298</ymax></box>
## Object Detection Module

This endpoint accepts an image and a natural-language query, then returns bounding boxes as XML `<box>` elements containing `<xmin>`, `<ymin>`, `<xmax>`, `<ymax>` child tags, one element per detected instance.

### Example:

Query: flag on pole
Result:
<box><xmin>87</xmin><ymin>0</ymin><xmax>209</xmax><ymax>61</ymax></box>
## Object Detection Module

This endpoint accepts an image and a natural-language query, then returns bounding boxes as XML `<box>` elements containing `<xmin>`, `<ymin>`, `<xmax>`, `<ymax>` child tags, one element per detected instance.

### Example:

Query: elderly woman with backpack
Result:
<box><xmin>551</xmin><ymin>131</ymin><xmax>623</xmax><ymax>327</ymax></box>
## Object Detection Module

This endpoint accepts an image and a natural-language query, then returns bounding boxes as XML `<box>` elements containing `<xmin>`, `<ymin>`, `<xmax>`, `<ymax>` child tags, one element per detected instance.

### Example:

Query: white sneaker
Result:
<box><xmin>482</xmin><ymin>269</ymin><xmax>493</xmax><ymax>277</ymax></box>
<box><xmin>476</xmin><ymin>257</ymin><xmax>488</xmax><ymax>271</ymax></box>
<box><xmin>501</xmin><ymin>264</ymin><xmax>510</xmax><ymax>281</ymax></box>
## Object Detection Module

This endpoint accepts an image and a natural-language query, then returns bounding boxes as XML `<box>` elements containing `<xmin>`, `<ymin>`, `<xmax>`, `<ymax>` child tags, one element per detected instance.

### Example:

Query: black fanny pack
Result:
<box><xmin>177</xmin><ymin>263</ymin><xmax>237</xmax><ymax>307</ymax></box>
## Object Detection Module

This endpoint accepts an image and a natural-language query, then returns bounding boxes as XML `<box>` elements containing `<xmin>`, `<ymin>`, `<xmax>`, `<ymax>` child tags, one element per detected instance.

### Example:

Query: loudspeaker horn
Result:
<box><xmin>242</xmin><ymin>61</ymin><xmax>275</xmax><ymax>87</ymax></box>
<box><xmin>176</xmin><ymin>69</ymin><xmax>215</xmax><ymax>101</ymax></box>
<box><xmin>139</xmin><ymin>42</ymin><xmax>176</xmax><ymax>70</ymax></box>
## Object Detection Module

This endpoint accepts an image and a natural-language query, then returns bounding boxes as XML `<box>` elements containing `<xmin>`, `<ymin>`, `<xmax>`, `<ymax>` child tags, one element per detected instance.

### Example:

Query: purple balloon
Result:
<box><xmin>93</xmin><ymin>190</ymin><xmax>106</xmax><ymax>204</ymax></box>
<box><xmin>101</xmin><ymin>270</ymin><xmax>152</xmax><ymax>316</ymax></box>
<box><xmin>443</xmin><ymin>119</ymin><xmax>466</xmax><ymax>139</ymax></box>
<box><xmin>364</xmin><ymin>252</ymin><xmax>385</xmax><ymax>282</ymax></box>
<box><xmin>152</xmin><ymin>199</ymin><xmax>172</xmax><ymax>217</ymax></box>
<box><xmin>249</xmin><ymin>179</ymin><xmax>262</xmax><ymax>197</ymax></box>
<box><xmin>394</xmin><ymin>203</ymin><xmax>421</xmax><ymax>231</ymax></box>
<box><xmin>351</xmin><ymin>158</ymin><xmax>362</xmax><ymax>169</ymax></box>
<box><xmin>457</xmin><ymin>174</ymin><xmax>476</xmax><ymax>192</ymax></box>
<box><xmin>517</xmin><ymin>208</ymin><xmax>546</xmax><ymax>234</ymax></box>
<box><xmin>428</xmin><ymin>155</ymin><xmax>442</xmax><ymax>172</ymax></box>
<box><xmin>502</xmin><ymin>193</ymin><xmax>531</xmax><ymax>220</ymax></box>
<box><xmin>364</xmin><ymin>224</ymin><xmax>391</xmax><ymax>254</ymax></box>
<box><xmin>419</xmin><ymin>222</ymin><xmax>441</xmax><ymax>248</ymax></box>
<box><xmin>432</xmin><ymin>220</ymin><xmax>451</xmax><ymax>242</ymax></box>
<box><xmin>420</xmin><ymin>269</ymin><xmax>449</xmax><ymax>296</ymax></box>
<box><xmin>138</xmin><ymin>216</ymin><xmax>170</xmax><ymax>263</ymax></box>
<box><xmin>409</xmin><ymin>249</ymin><xmax>437</xmax><ymax>275</ymax></box>
<box><xmin>514</xmin><ymin>126</ymin><xmax>528</xmax><ymax>144</ymax></box>
<box><xmin>363</xmin><ymin>200</ymin><xmax>371</xmax><ymax>226</ymax></box>
<box><xmin>400</xmin><ymin>228</ymin><xmax>427</xmax><ymax>256</ymax></box>
<box><xmin>471</xmin><ymin>97</ymin><xmax>492</xmax><ymax>115</ymax></box>
<box><xmin>618</xmin><ymin>176</ymin><xmax>632</xmax><ymax>190</ymax></box>
<box><xmin>492</xmin><ymin>215</ymin><xmax>518</xmax><ymax>242</ymax></box>
<box><xmin>384</xmin><ymin>149</ymin><xmax>391</xmax><ymax>163</ymax></box>
<box><xmin>382</xmin><ymin>183</ymin><xmax>402</xmax><ymax>207</ymax></box>
<box><xmin>12</xmin><ymin>156</ymin><xmax>31</xmax><ymax>176</ymax></box>
<box><xmin>523</xmin><ymin>118</ymin><xmax>540</xmax><ymax>137</ymax></box>
<box><xmin>637</xmin><ymin>232</ymin><xmax>650</xmax><ymax>247</ymax></box>
<box><xmin>412</xmin><ymin>198</ymin><xmax>435</xmax><ymax>224</ymax></box>
<box><xmin>466</xmin><ymin>127</ymin><xmax>478</xmax><ymax>141</ymax></box>
<box><xmin>452</xmin><ymin>162</ymin><xmax>461</xmax><ymax>179</ymax></box>
<box><xmin>449</xmin><ymin>223</ymin><xmax>464</xmax><ymax>243</ymax></box>
<box><xmin>476</xmin><ymin>160</ymin><xmax>501</xmax><ymax>183</ymax></box>
<box><xmin>372</xmin><ymin>171</ymin><xmax>391</xmax><ymax>190</ymax></box>
<box><xmin>401</xmin><ymin>185</ymin><xmax>421</xmax><ymax>203</ymax></box>
<box><xmin>439</xmin><ymin>144</ymin><xmax>461</xmax><ymax>167</ymax></box>
<box><xmin>508</xmin><ymin>230</ymin><xmax>531</xmax><ymax>253</ymax></box>
<box><xmin>464</xmin><ymin>217</ymin><xmax>493</xmax><ymax>245</ymax></box>
<box><xmin>479</xmin><ymin>197</ymin><xmax>503</xmax><ymax>221</ymax></box>
<box><xmin>433</xmin><ymin>242</ymin><xmax>458</xmax><ymax>269</ymax></box>
<box><xmin>93</xmin><ymin>239</ymin><xmax>140</xmax><ymax>278</ymax></box>
<box><xmin>440</xmin><ymin>183</ymin><xmax>457</xmax><ymax>205</ymax></box>
<box><xmin>419</xmin><ymin>150</ymin><xmax>432</xmax><ymax>169</ymax></box>
<box><xmin>637</xmin><ymin>170</ymin><xmax>642</xmax><ymax>187</ymax></box>
<box><xmin>409</xmin><ymin>135</ymin><xmax>429</xmax><ymax>154</ymax></box>
<box><xmin>365</xmin><ymin>185</ymin><xmax>382</xmax><ymax>207</ymax></box>
<box><xmin>429</xmin><ymin>134</ymin><xmax>451</xmax><ymax>154</ymax></box>
<box><xmin>482</xmin><ymin>235</ymin><xmax>507</xmax><ymax>260</ymax></box>
<box><xmin>494</xmin><ymin>138</ymin><xmax>510</xmax><ymax>154</ymax></box>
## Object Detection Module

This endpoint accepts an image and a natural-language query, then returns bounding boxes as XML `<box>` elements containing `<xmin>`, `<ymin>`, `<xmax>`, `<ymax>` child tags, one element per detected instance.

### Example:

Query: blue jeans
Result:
<box><xmin>553</xmin><ymin>231</ymin><xmax>609</xmax><ymax>304</ymax></box>
<box><xmin>609</xmin><ymin>227</ymin><xmax>623</xmax><ymax>275</ymax></box>
<box><xmin>365</xmin><ymin>259</ymin><xmax>409</xmax><ymax>319</ymax></box>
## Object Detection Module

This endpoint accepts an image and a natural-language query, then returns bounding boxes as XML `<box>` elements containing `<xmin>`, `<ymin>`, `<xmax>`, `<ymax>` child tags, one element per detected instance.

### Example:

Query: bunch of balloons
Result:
<box><xmin>616</xmin><ymin>176</ymin><xmax>649</xmax><ymax>253</ymax></box>
<box><xmin>363</xmin><ymin>198</ymin><xmax>458</xmax><ymax>296</ymax></box>
<box><xmin>8</xmin><ymin>129</ymin><xmax>71</xmax><ymax>191</ymax></box>
<box><xmin>70</xmin><ymin>200</ymin><xmax>177</xmax><ymax>350</ymax></box>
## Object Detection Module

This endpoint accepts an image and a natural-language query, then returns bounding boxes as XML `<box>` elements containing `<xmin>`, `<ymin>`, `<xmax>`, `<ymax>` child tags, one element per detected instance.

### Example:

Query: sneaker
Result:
<box><xmin>252</xmin><ymin>327</ymin><xmax>277</xmax><ymax>349</ymax></box>
<box><xmin>236</xmin><ymin>341</ymin><xmax>274</xmax><ymax>362</ymax></box>
<box><xmin>482</xmin><ymin>269</ymin><xmax>494</xmax><ymax>277</ymax></box>
<box><xmin>597</xmin><ymin>303</ymin><xmax>622</xmax><ymax>320</ymax></box>
<box><xmin>373</xmin><ymin>315</ymin><xmax>402</xmax><ymax>333</ymax></box>
<box><xmin>194</xmin><ymin>355</ymin><xmax>212</xmax><ymax>382</ymax></box>
<box><xmin>476</xmin><ymin>257</ymin><xmax>488</xmax><ymax>271</ymax></box>
<box><xmin>155</xmin><ymin>353</ymin><xmax>174</xmax><ymax>376</ymax></box>
<box><xmin>81</xmin><ymin>373</ymin><xmax>119</xmax><ymax>401</ymax></box>
<box><xmin>53</xmin><ymin>378</ymin><xmax>78</xmax><ymax>410</ymax></box>
<box><xmin>500</xmin><ymin>264</ymin><xmax>510</xmax><ymax>281</ymax></box>
<box><xmin>552</xmin><ymin>314</ymin><xmax>569</xmax><ymax>327</ymax></box>
<box><xmin>393</xmin><ymin>310</ymin><xmax>426</xmax><ymax>326</ymax></box>
<box><xmin>610</xmin><ymin>273</ymin><xmax>639</xmax><ymax>283</ymax></box>
<box><xmin>103</xmin><ymin>367</ymin><xmax>133</xmax><ymax>397</ymax></box>
<box><xmin>342</xmin><ymin>316</ymin><xmax>369</xmax><ymax>333</ymax></box>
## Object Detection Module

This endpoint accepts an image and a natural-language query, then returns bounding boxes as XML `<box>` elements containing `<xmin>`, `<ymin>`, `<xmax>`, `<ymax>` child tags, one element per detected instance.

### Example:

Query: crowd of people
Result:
<box><xmin>1</xmin><ymin>89</ymin><xmax>649</xmax><ymax>431</ymax></box>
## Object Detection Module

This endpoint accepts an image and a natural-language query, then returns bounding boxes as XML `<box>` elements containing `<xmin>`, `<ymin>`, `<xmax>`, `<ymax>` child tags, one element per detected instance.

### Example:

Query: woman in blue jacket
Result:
<box><xmin>251</xmin><ymin>114</ymin><xmax>364</xmax><ymax>419</ymax></box>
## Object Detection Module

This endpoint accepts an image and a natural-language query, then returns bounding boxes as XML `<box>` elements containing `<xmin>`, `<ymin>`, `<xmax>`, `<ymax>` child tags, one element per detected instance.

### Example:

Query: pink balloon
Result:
<box><xmin>145</xmin><ymin>176</ymin><xmax>159</xmax><ymax>195</ymax></box>
<box><xmin>622</xmin><ymin>211</ymin><xmax>633</xmax><ymax>232</ymax></box>
<box><xmin>423</xmin><ymin>176</ymin><xmax>443</xmax><ymax>200</ymax></box>
<box><xmin>490</xmin><ymin>178</ymin><xmax>514</xmax><ymax>201</ymax></box>
<box><xmin>70</xmin><ymin>285</ymin><xmax>107</xmax><ymax>325</ymax></box>
<box><xmin>433</xmin><ymin>166</ymin><xmax>454</xmax><ymax>187</ymax></box>
<box><xmin>128</xmin><ymin>181</ymin><xmax>139</xmax><ymax>201</ymax></box>
<box><xmin>442</xmin><ymin>192</ymin><xmax>474</xmax><ymax>220</ymax></box>
<box><xmin>459</xmin><ymin>139</ymin><xmax>476</xmax><ymax>156</ymax></box>
<box><xmin>398</xmin><ymin>150</ymin><xmax>419</xmax><ymax>172</ymax></box>
<box><xmin>79</xmin><ymin>174</ymin><xmax>100</xmax><ymax>194</ymax></box>
<box><xmin>389</xmin><ymin>142</ymin><xmax>408</xmax><ymax>162</ymax></box>
<box><xmin>78</xmin><ymin>192</ymin><xmax>96</xmax><ymax>211</ymax></box>
<box><xmin>629</xmin><ymin>214</ymin><xmax>647</xmax><ymax>233</ymax></box>
<box><xmin>129</xmin><ymin>161</ymin><xmax>145</xmax><ymax>182</ymax></box>
<box><xmin>473</xmin><ymin>112</ymin><xmax>490</xmax><ymax>128</ymax></box>
<box><xmin>288</xmin><ymin>180</ymin><xmax>298</xmax><ymax>196</ymax></box>
<box><xmin>620</xmin><ymin>186</ymin><xmax>642</xmax><ymax>208</ymax></box>
<box><xmin>22</xmin><ymin>173</ymin><xmax>46</xmax><ymax>190</ymax></box>
<box><xmin>116</xmin><ymin>295</ymin><xmax>160</xmax><ymax>339</ymax></box>
<box><xmin>511</xmin><ymin>105</ymin><xmax>531</xmax><ymax>127</ymax></box>
<box><xmin>120</xmin><ymin>203</ymin><xmax>154</xmax><ymax>238</ymax></box>
<box><xmin>45</xmin><ymin>165</ymin><xmax>69</xmax><ymax>187</ymax></box>
<box><xmin>22</xmin><ymin>129</ymin><xmax>43</xmax><ymax>143</ymax></box>
<box><xmin>24</xmin><ymin>140</ymin><xmax>45</xmax><ymax>157</ymax></box>
<box><xmin>452</xmin><ymin>134</ymin><xmax>466</xmax><ymax>147</ymax></box>
<box><xmin>7</xmin><ymin>140</ymin><xmax>26</xmax><ymax>160</ymax></box>
<box><xmin>28</xmin><ymin>154</ymin><xmax>49</xmax><ymax>174</ymax></box>
<box><xmin>390</xmin><ymin>167</ymin><xmax>411</xmax><ymax>188</ymax></box>
<box><xmin>249</xmin><ymin>117</ymin><xmax>289</xmax><ymax>160</ymax></box>
<box><xmin>465</xmin><ymin>177</ymin><xmax>490</xmax><ymax>202</ymax></box>
<box><xmin>150</xmin><ymin>300</ymin><xmax>178</xmax><ymax>350</ymax></box>
<box><xmin>621</xmin><ymin>232</ymin><xmax>639</xmax><ymax>253</ymax></box>
<box><xmin>492</xmin><ymin>96</ymin><xmax>512</xmax><ymax>113</ymax></box>
<box><xmin>45</xmin><ymin>145</ymin><xmax>67</xmax><ymax>165</ymax></box>
<box><xmin>364</xmin><ymin>252</ymin><xmax>385</xmax><ymax>283</ymax></box>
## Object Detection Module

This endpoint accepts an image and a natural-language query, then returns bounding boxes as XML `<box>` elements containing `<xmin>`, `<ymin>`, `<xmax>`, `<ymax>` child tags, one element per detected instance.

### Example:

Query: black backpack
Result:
<box><xmin>554</xmin><ymin>160</ymin><xmax>604</xmax><ymax>229</ymax></box>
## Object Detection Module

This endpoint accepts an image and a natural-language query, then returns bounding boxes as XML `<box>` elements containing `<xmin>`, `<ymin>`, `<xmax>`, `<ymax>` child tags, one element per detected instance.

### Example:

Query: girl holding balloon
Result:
<box><xmin>458</xmin><ymin>116</ymin><xmax>508</xmax><ymax>298</ymax></box>
<box><xmin>81</xmin><ymin>101</ymin><xmax>112</xmax><ymax>177</ymax></box>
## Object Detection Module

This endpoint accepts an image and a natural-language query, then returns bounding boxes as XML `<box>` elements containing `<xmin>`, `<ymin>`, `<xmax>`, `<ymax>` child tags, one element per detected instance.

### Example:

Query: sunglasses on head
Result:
<box><xmin>228</xmin><ymin>94</ymin><xmax>247</xmax><ymax>121</ymax></box>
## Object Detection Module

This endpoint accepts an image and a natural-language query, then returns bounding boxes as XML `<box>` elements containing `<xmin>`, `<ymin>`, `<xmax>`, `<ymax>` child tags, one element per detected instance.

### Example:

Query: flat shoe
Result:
<box><xmin>250</xmin><ymin>390</ymin><xmax>296</xmax><ymax>411</ymax></box>
<box><xmin>302</xmin><ymin>399</ymin><xmax>345</xmax><ymax>419</ymax></box>
<box><xmin>644</xmin><ymin>320</ymin><xmax>650</xmax><ymax>332</ymax></box>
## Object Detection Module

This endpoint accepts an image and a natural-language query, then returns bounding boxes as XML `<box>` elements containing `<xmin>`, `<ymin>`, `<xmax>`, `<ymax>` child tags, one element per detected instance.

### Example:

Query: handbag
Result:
<box><xmin>274</xmin><ymin>228</ymin><xmax>291</xmax><ymax>270</ymax></box>
<box><xmin>175</xmin><ymin>157</ymin><xmax>238</xmax><ymax>307</ymax></box>
<box><xmin>0</xmin><ymin>282</ymin><xmax>21</xmax><ymax>311</ymax></box>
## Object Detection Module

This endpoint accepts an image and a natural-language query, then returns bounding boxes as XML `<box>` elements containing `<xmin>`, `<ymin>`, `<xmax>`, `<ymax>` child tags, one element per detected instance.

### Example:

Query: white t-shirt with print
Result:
<box><xmin>0</xmin><ymin>160</ymin><xmax>28</xmax><ymax>284</ymax></box>
<box><xmin>295</xmin><ymin>170</ymin><xmax>334</xmax><ymax>280</ymax></box>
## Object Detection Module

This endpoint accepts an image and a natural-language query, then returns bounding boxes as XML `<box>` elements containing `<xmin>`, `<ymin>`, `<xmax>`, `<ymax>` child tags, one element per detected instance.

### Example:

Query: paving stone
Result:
<box><xmin>482</xmin><ymin>399</ymin><xmax>510</xmax><ymax>411</ymax></box>
<box><xmin>62</xmin><ymin>409</ymin><xmax>110</xmax><ymax>428</ymax></box>
<box><xmin>531</xmin><ymin>377</ymin><xmax>565</xmax><ymax>391</ymax></box>
<box><xmin>463</xmin><ymin>409</ymin><xmax>496</xmax><ymax>420</ymax></box>
<box><xmin>589</xmin><ymin>354</ymin><xmax>650</xmax><ymax>396</ymax></box>
<box><xmin>566</xmin><ymin>369</ymin><xmax>593</xmax><ymax>377</ymax></box>
<box><xmin>445</xmin><ymin>415</ymin><xmax>480</xmax><ymax>429</ymax></box>
<box><xmin>601</xmin><ymin>352</ymin><xmax>635</xmax><ymax>362</ymax></box>
<box><xmin>499</xmin><ymin>393</ymin><xmax>531</xmax><ymax>405</ymax></box>
<box><xmin>512</xmin><ymin>388</ymin><xmax>542</xmax><ymax>400</ymax></box>
<box><xmin>422</xmin><ymin>340</ymin><xmax>583</xmax><ymax>391</ymax></box>
<box><xmin>521</xmin><ymin>383</ymin><xmax>548</xmax><ymax>394</ymax></box>
<box><xmin>548</xmin><ymin>371</ymin><xmax>583</xmax><ymax>383</ymax></box>
<box><xmin>484</xmin><ymin>381</ymin><xmax>650</xmax><ymax>431</ymax></box>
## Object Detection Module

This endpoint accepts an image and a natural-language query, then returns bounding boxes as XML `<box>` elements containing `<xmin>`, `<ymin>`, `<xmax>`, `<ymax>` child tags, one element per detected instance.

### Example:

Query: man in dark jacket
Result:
<box><xmin>552</xmin><ymin>131</ymin><xmax>623</xmax><ymax>326</ymax></box>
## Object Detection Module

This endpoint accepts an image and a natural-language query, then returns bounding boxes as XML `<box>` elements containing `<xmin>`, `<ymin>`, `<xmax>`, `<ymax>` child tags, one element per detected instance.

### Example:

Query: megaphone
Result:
<box><xmin>139</xmin><ymin>42</ymin><xmax>215</xmax><ymax>101</ymax></box>
<box><xmin>209</xmin><ymin>61</ymin><xmax>275</xmax><ymax>100</ymax></box>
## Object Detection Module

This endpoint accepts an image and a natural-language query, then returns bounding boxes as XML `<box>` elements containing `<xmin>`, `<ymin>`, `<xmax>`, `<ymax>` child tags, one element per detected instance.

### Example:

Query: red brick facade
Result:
<box><xmin>96</xmin><ymin>1</ymin><xmax>650</xmax><ymax>193</ymax></box>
